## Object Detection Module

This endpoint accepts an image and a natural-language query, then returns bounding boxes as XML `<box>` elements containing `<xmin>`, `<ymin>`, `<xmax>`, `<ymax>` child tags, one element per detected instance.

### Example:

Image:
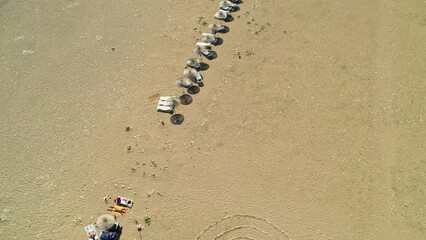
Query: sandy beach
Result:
<box><xmin>0</xmin><ymin>0</ymin><xmax>425</xmax><ymax>239</ymax></box>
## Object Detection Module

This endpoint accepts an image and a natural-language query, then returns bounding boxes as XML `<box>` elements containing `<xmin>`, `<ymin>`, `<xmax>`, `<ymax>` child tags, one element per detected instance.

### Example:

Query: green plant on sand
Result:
<box><xmin>144</xmin><ymin>216</ymin><xmax>151</xmax><ymax>225</ymax></box>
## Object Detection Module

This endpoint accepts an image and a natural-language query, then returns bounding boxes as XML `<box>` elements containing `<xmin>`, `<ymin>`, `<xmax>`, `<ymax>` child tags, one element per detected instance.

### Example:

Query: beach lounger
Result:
<box><xmin>157</xmin><ymin>96</ymin><xmax>176</xmax><ymax>114</ymax></box>
<box><xmin>194</xmin><ymin>72</ymin><xmax>204</xmax><ymax>87</ymax></box>
<box><xmin>196</xmin><ymin>42</ymin><xmax>211</xmax><ymax>47</ymax></box>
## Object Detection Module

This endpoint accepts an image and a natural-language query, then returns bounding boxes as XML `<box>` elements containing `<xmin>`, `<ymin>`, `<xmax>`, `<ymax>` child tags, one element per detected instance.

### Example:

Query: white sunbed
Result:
<box><xmin>202</xmin><ymin>33</ymin><xmax>215</xmax><ymax>37</ymax></box>
<box><xmin>157</xmin><ymin>96</ymin><xmax>176</xmax><ymax>114</ymax></box>
<box><xmin>196</xmin><ymin>42</ymin><xmax>211</xmax><ymax>47</ymax></box>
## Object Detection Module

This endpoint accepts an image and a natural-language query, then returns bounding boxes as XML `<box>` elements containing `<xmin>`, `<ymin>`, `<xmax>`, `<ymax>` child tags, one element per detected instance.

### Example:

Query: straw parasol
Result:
<box><xmin>209</xmin><ymin>24</ymin><xmax>221</xmax><ymax>32</ymax></box>
<box><xmin>186</xmin><ymin>58</ymin><xmax>201</xmax><ymax>69</ymax></box>
<box><xmin>214</xmin><ymin>10</ymin><xmax>228</xmax><ymax>20</ymax></box>
<box><xmin>183</xmin><ymin>68</ymin><xmax>197</xmax><ymax>81</ymax></box>
<box><xmin>193</xmin><ymin>46</ymin><xmax>203</xmax><ymax>56</ymax></box>
<box><xmin>202</xmin><ymin>35</ymin><xmax>216</xmax><ymax>44</ymax></box>
<box><xmin>175</xmin><ymin>77</ymin><xmax>193</xmax><ymax>88</ymax></box>
<box><xmin>209</xmin><ymin>23</ymin><xmax>229</xmax><ymax>34</ymax></box>
<box><xmin>96</xmin><ymin>214</ymin><xmax>116</xmax><ymax>230</ymax></box>
<box><xmin>220</xmin><ymin>0</ymin><xmax>236</xmax><ymax>10</ymax></box>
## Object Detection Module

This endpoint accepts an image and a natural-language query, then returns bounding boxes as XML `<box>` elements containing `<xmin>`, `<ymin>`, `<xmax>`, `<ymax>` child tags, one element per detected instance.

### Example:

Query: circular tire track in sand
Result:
<box><xmin>197</xmin><ymin>215</ymin><xmax>290</xmax><ymax>240</ymax></box>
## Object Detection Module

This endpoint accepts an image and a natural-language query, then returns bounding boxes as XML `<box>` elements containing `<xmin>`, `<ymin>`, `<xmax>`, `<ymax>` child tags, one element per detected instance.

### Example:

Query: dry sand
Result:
<box><xmin>0</xmin><ymin>0</ymin><xmax>425</xmax><ymax>239</ymax></box>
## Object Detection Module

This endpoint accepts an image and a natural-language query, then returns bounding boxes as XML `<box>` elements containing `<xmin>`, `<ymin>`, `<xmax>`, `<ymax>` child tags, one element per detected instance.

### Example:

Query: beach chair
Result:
<box><xmin>196</xmin><ymin>42</ymin><xmax>211</xmax><ymax>47</ymax></box>
<box><xmin>202</xmin><ymin>33</ymin><xmax>215</xmax><ymax>37</ymax></box>
<box><xmin>157</xmin><ymin>96</ymin><xmax>177</xmax><ymax>114</ymax></box>
<box><xmin>194</xmin><ymin>72</ymin><xmax>204</xmax><ymax>87</ymax></box>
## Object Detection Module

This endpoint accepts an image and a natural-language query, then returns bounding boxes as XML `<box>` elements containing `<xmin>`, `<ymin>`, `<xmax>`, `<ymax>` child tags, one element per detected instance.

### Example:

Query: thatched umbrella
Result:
<box><xmin>183</xmin><ymin>68</ymin><xmax>197</xmax><ymax>81</ymax></box>
<box><xmin>220</xmin><ymin>0</ymin><xmax>237</xmax><ymax>11</ymax></box>
<box><xmin>209</xmin><ymin>24</ymin><xmax>226</xmax><ymax>34</ymax></box>
<box><xmin>186</xmin><ymin>58</ymin><xmax>201</xmax><ymax>69</ymax></box>
<box><xmin>214</xmin><ymin>10</ymin><xmax>228</xmax><ymax>20</ymax></box>
<box><xmin>194</xmin><ymin>45</ymin><xmax>213</xmax><ymax>59</ymax></box>
<box><xmin>175</xmin><ymin>77</ymin><xmax>193</xmax><ymax>88</ymax></box>
<box><xmin>96</xmin><ymin>214</ymin><xmax>116</xmax><ymax>230</ymax></box>
<box><xmin>202</xmin><ymin>34</ymin><xmax>216</xmax><ymax>44</ymax></box>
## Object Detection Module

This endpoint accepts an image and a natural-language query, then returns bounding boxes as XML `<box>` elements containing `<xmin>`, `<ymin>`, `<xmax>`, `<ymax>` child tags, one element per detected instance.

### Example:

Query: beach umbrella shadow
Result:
<box><xmin>231</xmin><ymin>6</ymin><xmax>240</xmax><ymax>12</ymax></box>
<box><xmin>212</xmin><ymin>37</ymin><xmax>224</xmax><ymax>46</ymax></box>
<box><xmin>219</xmin><ymin>26</ymin><xmax>230</xmax><ymax>33</ymax></box>
<box><xmin>198</xmin><ymin>63</ymin><xmax>210</xmax><ymax>71</ymax></box>
<box><xmin>179</xmin><ymin>94</ymin><xmax>193</xmax><ymax>105</ymax></box>
<box><xmin>170</xmin><ymin>114</ymin><xmax>184</xmax><ymax>125</ymax></box>
<box><xmin>224</xmin><ymin>15</ymin><xmax>234</xmax><ymax>22</ymax></box>
<box><xmin>206</xmin><ymin>51</ymin><xmax>218</xmax><ymax>60</ymax></box>
<box><xmin>187</xmin><ymin>86</ymin><xmax>200</xmax><ymax>94</ymax></box>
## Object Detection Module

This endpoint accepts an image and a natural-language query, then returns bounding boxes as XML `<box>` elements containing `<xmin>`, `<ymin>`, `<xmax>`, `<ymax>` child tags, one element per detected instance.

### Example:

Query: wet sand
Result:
<box><xmin>0</xmin><ymin>0</ymin><xmax>425</xmax><ymax>239</ymax></box>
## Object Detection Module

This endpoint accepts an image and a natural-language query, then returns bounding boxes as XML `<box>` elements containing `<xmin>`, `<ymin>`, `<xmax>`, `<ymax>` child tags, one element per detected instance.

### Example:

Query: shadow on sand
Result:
<box><xmin>187</xmin><ymin>86</ymin><xmax>200</xmax><ymax>94</ymax></box>
<box><xmin>170</xmin><ymin>114</ymin><xmax>184</xmax><ymax>125</ymax></box>
<box><xmin>204</xmin><ymin>51</ymin><xmax>218</xmax><ymax>60</ymax></box>
<box><xmin>198</xmin><ymin>63</ymin><xmax>210</xmax><ymax>71</ymax></box>
<box><xmin>224</xmin><ymin>15</ymin><xmax>234</xmax><ymax>22</ymax></box>
<box><xmin>212</xmin><ymin>37</ymin><xmax>224</xmax><ymax>46</ymax></box>
<box><xmin>213</xmin><ymin>26</ymin><xmax>230</xmax><ymax>34</ymax></box>
<box><xmin>179</xmin><ymin>94</ymin><xmax>193</xmax><ymax>105</ymax></box>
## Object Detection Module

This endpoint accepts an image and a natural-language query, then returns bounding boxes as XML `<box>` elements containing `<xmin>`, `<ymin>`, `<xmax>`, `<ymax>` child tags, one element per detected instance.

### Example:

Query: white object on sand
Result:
<box><xmin>202</xmin><ymin>33</ymin><xmax>215</xmax><ymax>37</ymax></box>
<box><xmin>201</xmin><ymin>34</ymin><xmax>217</xmax><ymax>44</ymax></box>
<box><xmin>186</xmin><ymin>58</ymin><xmax>201</xmax><ymax>69</ymax></box>
<box><xmin>214</xmin><ymin>10</ymin><xmax>229</xmax><ymax>20</ymax></box>
<box><xmin>84</xmin><ymin>224</ymin><xmax>99</xmax><ymax>240</ymax></box>
<box><xmin>209</xmin><ymin>24</ymin><xmax>226</xmax><ymax>33</ymax></box>
<box><xmin>196</xmin><ymin>42</ymin><xmax>211</xmax><ymax>47</ymax></box>
<box><xmin>176</xmin><ymin>77</ymin><xmax>193</xmax><ymax>88</ymax></box>
<box><xmin>183</xmin><ymin>68</ymin><xmax>204</xmax><ymax>86</ymax></box>
<box><xmin>194</xmin><ymin>46</ymin><xmax>213</xmax><ymax>59</ymax></box>
<box><xmin>157</xmin><ymin>96</ymin><xmax>178</xmax><ymax>114</ymax></box>
<box><xmin>220</xmin><ymin>0</ymin><xmax>237</xmax><ymax>11</ymax></box>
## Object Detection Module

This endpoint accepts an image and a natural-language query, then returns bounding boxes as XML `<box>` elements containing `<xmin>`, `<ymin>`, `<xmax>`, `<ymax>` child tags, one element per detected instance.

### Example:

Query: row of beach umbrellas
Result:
<box><xmin>158</xmin><ymin>0</ymin><xmax>242</xmax><ymax>124</ymax></box>
<box><xmin>88</xmin><ymin>3</ymin><xmax>244</xmax><ymax>236</ymax></box>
